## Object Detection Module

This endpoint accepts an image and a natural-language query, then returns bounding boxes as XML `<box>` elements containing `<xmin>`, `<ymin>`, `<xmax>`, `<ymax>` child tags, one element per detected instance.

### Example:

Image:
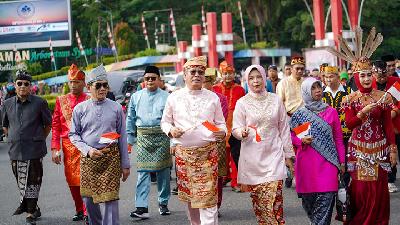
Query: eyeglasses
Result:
<box><xmin>188</xmin><ymin>69</ymin><xmax>205</xmax><ymax>76</ymax></box>
<box><xmin>94</xmin><ymin>82</ymin><xmax>109</xmax><ymax>90</ymax></box>
<box><xmin>16</xmin><ymin>81</ymin><xmax>30</xmax><ymax>87</ymax></box>
<box><xmin>144</xmin><ymin>76</ymin><xmax>158</xmax><ymax>81</ymax></box>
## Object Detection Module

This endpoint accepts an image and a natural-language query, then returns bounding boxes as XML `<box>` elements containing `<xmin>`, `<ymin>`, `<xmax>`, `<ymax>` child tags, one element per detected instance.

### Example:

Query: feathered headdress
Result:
<box><xmin>327</xmin><ymin>27</ymin><xmax>383</xmax><ymax>72</ymax></box>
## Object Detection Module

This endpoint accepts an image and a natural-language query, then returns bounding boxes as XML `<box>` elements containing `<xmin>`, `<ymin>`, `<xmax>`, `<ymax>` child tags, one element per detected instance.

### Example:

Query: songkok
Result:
<box><xmin>268</xmin><ymin>64</ymin><xmax>278</xmax><ymax>71</ymax></box>
<box><xmin>372</xmin><ymin>60</ymin><xmax>387</xmax><ymax>73</ymax></box>
<box><xmin>15</xmin><ymin>70</ymin><xmax>32</xmax><ymax>82</ymax></box>
<box><xmin>327</xmin><ymin>27</ymin><xmax>383</xmax><ymax>73</ymax></box>
<box><xmin>319</xmin><ymin>63</ymin><xmax>329</xmax><ymax>73</ymax></box>
<box><xmin>87</xmin><ymin>64</ymin><xmax>107</xmax><ymax>84</ymax></box>
<box><xmin>144</xmin><ymin>65</ymin><xmax>160</xmax><ymax>76</ymax></box>
<box><xmin>219</xmin><ymin>61</ymin><xmax>235</xmax><ymax>73</ymax></box>
<box><xmin>68</xmin><ymin>64</ymin><xmax>85</xmax><ymax>81</ymax></box>
<box><xmin>381</xmin><ymin>54</ymin><xmax>395</xmax><ymax>62</ymax></box>
<box><xmin>184</xmin><ymin>56</ymin><xmax>207</xmax><ymax>69</ymax></box>
<box><xmin>324</xmin><ymin>66</ymin><xmax>339</xmax><ymax>74</ymax></box>
<box><xmin>291</xmin><ymin>56</ymin><xmax>305</xmax><ymax>66</ymax></box>
<box><xmin>340</xmin><ymin>72</ymin><xmax>349</xmax><ymax>80</ymax></box>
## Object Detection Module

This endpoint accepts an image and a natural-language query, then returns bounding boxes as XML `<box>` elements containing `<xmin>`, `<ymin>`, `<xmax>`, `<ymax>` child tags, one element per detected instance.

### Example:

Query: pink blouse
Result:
<box><xmin>232</xmin><ymin>93</ymin><xmax>295</xmax><ymax>185</ymax></box>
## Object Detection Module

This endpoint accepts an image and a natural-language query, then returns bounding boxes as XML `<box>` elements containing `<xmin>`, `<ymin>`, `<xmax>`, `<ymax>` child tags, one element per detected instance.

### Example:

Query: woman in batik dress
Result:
<box><xmin>232</xmin><ymin>65</ymin><xmax>295</xmax><ymax>225</ymax></box>
<box><xmin>290</xmin><ymin>77</ymin><xmax>345</xmax><ymax>225</ymax></box>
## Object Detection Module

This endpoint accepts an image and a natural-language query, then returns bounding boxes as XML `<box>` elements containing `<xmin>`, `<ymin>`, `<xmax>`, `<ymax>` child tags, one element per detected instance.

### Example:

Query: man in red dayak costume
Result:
<box><xmin>213</xmin><ymin>61</ymin><xmax>246</xmax><ymax>192</ymax></box>
<box><xmin>51</xmin><ymin>64</ymin><xmax>90</xmax><ymax>223</ymax></box>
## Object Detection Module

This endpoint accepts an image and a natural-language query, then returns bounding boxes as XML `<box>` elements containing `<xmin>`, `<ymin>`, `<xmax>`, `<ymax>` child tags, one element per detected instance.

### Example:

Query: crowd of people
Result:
<box><xmin>2</xmin><ymin>26</ymin><xmax>400</xmax><ymax>225</ymax></box>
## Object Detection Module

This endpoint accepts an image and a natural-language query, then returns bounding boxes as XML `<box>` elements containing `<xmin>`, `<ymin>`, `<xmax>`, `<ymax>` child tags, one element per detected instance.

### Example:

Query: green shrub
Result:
<box><xmin>47</xmin><ymin>98</ymin><xmax>57</xmax><ymax>112</ymax></box>
<box><xmin>234</xmin><ymin>43</ymin><xmax>250</xmax><ymax>51</ymax></box>
<box><xmin>135</xmin><ymin>48</ymin><xmax>160</xmax><ymax>57</ymax></box>
<box><xmin>251</xmin><ymin>41</ymin><xmax>268</xmax><ymax>49</ymax></box>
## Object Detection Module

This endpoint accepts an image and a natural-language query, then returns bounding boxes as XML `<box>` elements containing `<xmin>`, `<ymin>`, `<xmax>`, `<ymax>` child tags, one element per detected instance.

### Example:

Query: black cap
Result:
<box><xmin>381</xmin><ymin>54</ymin><xmax>395</xmax><ymax>62</ymax></box>
<box><xmin>144</xmin><ymin>65</ymin><xmax>160</xmax><ymax>76</ymax></box>
<box><xmin>268</xmin><ymin>64</ymin><xmax>277</xmax><ymax>71</ymax></box>
<box><xmin>15</xmin><ymin>70</ymin><xmax>32</xmax><ymax>82</ymax></box>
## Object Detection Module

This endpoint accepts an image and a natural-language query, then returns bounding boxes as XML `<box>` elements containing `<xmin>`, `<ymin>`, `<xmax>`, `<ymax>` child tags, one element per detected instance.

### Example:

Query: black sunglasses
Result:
<box><xmin>94</xmin><ymin>82</ymin><xmax>109</xmax><ymax>90</ymax></box>
<box><xmin>16</xmin><ymin>81</ymin><xmax>30</xmax><ymax>87</ymax></box>
<box><xmin>144</xmin><ymin>76</ymin><xmax>158</xmax><ymax>81</ymax></box>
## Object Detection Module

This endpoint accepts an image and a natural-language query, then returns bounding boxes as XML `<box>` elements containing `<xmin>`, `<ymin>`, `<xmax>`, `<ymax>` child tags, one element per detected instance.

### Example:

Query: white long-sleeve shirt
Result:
<box><xmin>161</xmin><ymin>87</ymin><xmax>227</xmax><ymax>147</ymax></box>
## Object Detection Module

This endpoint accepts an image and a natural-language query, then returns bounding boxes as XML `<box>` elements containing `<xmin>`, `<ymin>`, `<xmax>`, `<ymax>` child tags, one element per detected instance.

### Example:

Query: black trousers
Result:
<box><xmin>228</xmin><ymin>135</ymin><xmax>241</xmax><ymax>168</ymax></box>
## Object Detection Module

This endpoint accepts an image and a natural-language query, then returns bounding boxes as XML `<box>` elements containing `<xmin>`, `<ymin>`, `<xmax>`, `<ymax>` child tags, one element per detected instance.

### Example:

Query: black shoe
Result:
<box><xmin>72</xmin><ymin>211</ymin><xmax>84</xmax><ymax>221</ymax></box>
<box><xmin>285</xmin><ymin>177</ymin><xmax>293</xmax><ymax>188</ymax></box>
<box><xmin>26</xmin><ymin>216</ymin><xmax>36</xmax><ymax>225</ymax></box>
<box><xmin>13</xmin><ymin>207</ymin><xmax>25</xmax><ymax>216</ymax></box>
<box><xmin>171</xmin><ymin>187</ymin><xmax>178</xmax><ymax>195</ymax></box>
<box><xmin>130</xmin><ymin>207</ymin><xmax>149</xmax><ymax>219</ymax></box>
<box><xmin>32</xmin><ymin>207</ymin><xmax>41</xmax><ymax>218</ymax></box>
<box><xmin>84</xmin><ymin>215</ymin><xmax>89</xmax><ymax>225</ymax></box>
<box><xmin>159</xmin><ymin>204</ymin><xmax>170</xmax><ymax>216</ymax></box>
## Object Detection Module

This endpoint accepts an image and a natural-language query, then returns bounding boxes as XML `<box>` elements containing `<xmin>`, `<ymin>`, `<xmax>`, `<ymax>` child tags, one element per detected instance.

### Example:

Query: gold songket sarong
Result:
<box><xmin>216</xmin><ymin>140</ymin><xmax>227</xmax><ymax>176</ymax></box>
<box><xmin>80</xmin><ymin>145</ymin><xmax>121</xmax><ymax>203</ymax></box>
<box><xmin>175</xmin><ymin>142</ymin><xmax>218</xmax><ymax>208</ymax></box>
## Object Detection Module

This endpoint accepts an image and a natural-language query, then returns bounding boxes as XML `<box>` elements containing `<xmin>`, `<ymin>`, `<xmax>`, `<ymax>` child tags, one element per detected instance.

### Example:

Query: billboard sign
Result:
<box><xmin>0</xmin><ymin>0</ymin><xmax>72</xmax><ymax>50</ymax></box>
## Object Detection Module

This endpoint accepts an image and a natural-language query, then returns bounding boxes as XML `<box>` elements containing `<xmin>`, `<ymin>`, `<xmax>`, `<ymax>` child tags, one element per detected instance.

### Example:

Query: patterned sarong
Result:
<box><xmin>216</xmin><ymin>140</ymin><xmax>227</xmax><ymax>176</ymax></box>
<box><xmin>62</xmin><ymin>138</ymin><xmax>81</xmax><ymax>186</ymax></box>
<box><xmin>175</xmin><ymin>142</ymin><xmax>218</xmax><ymax>208</ymax></box>
<box><xmin>248</xmin><ymin>180</ymin><xmax>285</xmax><ymax>225</ymax></box>
<box><xmin>11</xmin><ymin>159</ymin><xmax>43</xmax><ymax>214</ymax></box>
<box><xmin>136</xmin><ymin>126</ymin><xmax>172</xmax><ymax>172</ymax></box>
<box><xmin>80</xmin><ymin>145</ymin><xmax>121</xmax><ymax>203</ymax></box>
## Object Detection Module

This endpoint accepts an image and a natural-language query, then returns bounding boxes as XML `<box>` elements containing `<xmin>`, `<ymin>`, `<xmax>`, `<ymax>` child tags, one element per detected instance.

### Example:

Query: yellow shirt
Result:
<box><xmin>276</xmin><ymin>75</ymin><xmax>304</xmax><ymax>114</ymax></box>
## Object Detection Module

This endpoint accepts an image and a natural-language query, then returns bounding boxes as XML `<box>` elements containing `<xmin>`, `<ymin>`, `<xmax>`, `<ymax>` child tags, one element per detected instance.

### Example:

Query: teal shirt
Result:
<box><xmin>126</xmin><ymin>88</ymin><xmax>169</xmax><ymax>145</ymax></box>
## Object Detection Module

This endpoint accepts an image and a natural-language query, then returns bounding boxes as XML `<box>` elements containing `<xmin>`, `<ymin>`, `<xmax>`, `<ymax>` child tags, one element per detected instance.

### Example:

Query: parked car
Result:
<box><xmin>107</xmin><ymin>70</ymin><xmax>145</xmax><ymax>100</ymax></box>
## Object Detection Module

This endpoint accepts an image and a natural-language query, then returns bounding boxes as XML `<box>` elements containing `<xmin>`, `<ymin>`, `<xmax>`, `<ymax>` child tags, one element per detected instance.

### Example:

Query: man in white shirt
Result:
<box><xmin>161</xmin><ymin>56</ymin><xmax>227</xmax><ymax>225</ymax></box>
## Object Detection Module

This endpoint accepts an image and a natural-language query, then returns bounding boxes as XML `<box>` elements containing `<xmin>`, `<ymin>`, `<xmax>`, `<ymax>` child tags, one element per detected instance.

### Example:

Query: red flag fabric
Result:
<box><xmin>202</xmin><ymin>120</ymin><xmax>220</xmax><ymax>132</ymax></box>
<box><xmin>248</xmin><ymin>125</ymin><xmax>261</xmax><ymax>142</ymax></box>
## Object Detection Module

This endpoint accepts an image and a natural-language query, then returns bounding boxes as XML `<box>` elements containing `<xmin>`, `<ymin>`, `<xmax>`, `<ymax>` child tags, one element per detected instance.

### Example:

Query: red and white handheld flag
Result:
<box><xmin>293</xmin><ymin>122</ymin><xmax>311</xmax><ymax>139</ymax></box>
<box><xmin>388</xmin><ymin>82</ymin><xmax>400</xmax><ymax>101</ymax></box>
<box><xmin>99</xmin><ymin>132</ymin><xmax>121</xmax><ymax>144</ymax></box>
<box><xmin>248</xmin><ymin>125</ymin><xmax>262</xmax><ymax>142</ymax></box>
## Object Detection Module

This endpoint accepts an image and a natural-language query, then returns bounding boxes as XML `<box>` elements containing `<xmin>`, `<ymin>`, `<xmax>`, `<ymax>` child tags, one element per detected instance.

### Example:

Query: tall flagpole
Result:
<box><xmin>141</xmin><ymin>14</ymin><xmax>151</xmax><ymax>49</ymax></box>
<box><xmin>49</xmin><ymin>38</ymin><xmax>57</xmax><ymax>71</ymax></box>
<box><xmin>237</xmin><ymin>1</ymin><xmax>247</xmax><ymax>46</ymax></box>
<box><xmin>75</xmin><ymin>31</ymin><xmax>89</xmax><ymax>66</ymax></box>
<box><xmin>107</xmin><ymin>22</ymin><xmax>118</xmax><ymax>62</ymax></box>
<box><xmin>201</xmin><ymin>5</ymin><xmax>207</xmax><ymax>35</ymax></box>
<box><xmin>170</xmin><ymin>9</ymin><xmax>178</xmax><ymax>48</ymax></box>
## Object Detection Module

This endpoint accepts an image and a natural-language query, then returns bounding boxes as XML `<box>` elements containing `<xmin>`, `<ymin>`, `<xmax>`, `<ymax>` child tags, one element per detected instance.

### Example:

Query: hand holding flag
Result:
<box><xmin>248</xmin><ymin>126</ymin><xmax>262</xmax><ymax>142</ymax></box>
<box><xmin>387</xmin><ymin>81</ymin><xmax>400</xmax><ymax>101</ymax></box>
<box><xmin>293</xmin><ymin>122</ymin><xmax>311</xmax><ymax>139</ymax></box>
<box><xmin>99</xmin><ymin>132</ymin><xmax>121</xmax><ymax>153</ymax></box>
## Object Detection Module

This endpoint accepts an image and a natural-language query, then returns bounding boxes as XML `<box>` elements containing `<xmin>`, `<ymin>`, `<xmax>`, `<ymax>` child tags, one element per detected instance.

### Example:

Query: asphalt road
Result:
<box><xmin>0</xmin><ymin>140</ymin><xmax>399</xmax><ymax>225</ymax></box>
